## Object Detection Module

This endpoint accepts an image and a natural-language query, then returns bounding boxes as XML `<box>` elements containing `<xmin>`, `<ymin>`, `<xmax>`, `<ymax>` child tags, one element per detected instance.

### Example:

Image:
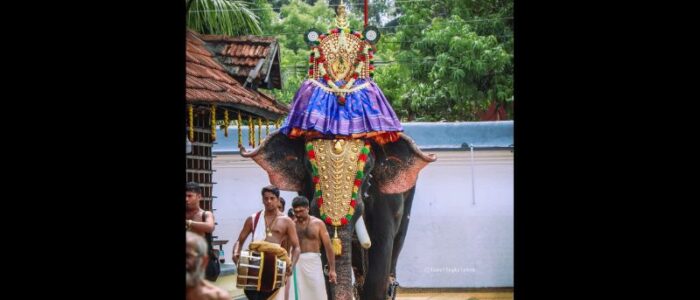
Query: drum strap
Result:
<box><xmin>251</xmin><ymin>210</ymin><xmax>262</xmax><ymax>241</ymax></box>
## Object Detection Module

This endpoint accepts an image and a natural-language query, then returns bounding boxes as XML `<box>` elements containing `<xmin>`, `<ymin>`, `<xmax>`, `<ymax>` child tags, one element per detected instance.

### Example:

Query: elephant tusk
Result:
<box><xmin>355</xmin><ymin>216</ymin><xmax>371</xmax><ymax>249</ymax></box>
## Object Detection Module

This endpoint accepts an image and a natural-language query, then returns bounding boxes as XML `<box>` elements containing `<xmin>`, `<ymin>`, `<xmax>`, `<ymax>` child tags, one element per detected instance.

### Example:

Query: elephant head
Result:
<box><xmin>241</xmin><ymin>131</ymin><xmax>436</xmax><ymax>300</ymax></box>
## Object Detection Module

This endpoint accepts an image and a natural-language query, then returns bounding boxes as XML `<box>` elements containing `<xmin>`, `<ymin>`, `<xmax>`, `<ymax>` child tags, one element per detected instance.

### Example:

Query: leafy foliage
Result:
<box><xmin>192</xmin><ymin>0</ymin><xmax>513</xmax><ymax>120</ymax></box>
<box><xmin>186</xmin><ymin>0</ymin><xmax>263</xmax><ymax>35</ymax></box>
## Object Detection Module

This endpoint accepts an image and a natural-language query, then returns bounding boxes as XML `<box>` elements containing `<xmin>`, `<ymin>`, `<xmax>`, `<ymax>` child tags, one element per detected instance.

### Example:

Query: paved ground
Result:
<box><xmin>392</xmin><ymin>289</ymin><xmax>513</xmax><ymax>300</ymax></box>
<box><xmin>213</xmin><ymin>273</ymin><xmax>513</xmax><ymax>300</ymax></box>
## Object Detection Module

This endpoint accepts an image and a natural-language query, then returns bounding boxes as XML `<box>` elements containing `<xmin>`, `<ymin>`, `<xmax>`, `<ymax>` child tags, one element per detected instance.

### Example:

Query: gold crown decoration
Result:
<box><xmin>335</xmin><ymin>0</ymin><xmax>348</xmax><ymax>29</ymax></box>
<box><xmin>304</xmin><ymin>0</ymin><xmax>378</xmax><ymax>105</ymax></box>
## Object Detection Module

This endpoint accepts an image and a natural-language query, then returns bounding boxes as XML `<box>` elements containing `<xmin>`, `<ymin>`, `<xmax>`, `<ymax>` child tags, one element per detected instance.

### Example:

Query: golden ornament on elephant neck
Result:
<box><xmin>313</xmin><ymin>139</ymin><xmax>361</xmax><ymax>224</ymax></box>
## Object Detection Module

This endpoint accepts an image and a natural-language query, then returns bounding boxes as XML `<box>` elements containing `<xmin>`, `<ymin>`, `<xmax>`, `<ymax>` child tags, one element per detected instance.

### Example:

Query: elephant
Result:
<box><xmin>240</xmin><ymin>131</ymin><xmax>436</xmax><ymax>300</ymax></box>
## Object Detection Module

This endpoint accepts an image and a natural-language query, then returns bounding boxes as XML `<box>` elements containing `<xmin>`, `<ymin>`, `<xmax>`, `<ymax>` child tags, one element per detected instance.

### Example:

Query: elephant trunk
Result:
<box><xmin>313</xmin><ymin>199</ymin><xmax>364</xmax><ymax>300</ymax></box>
<box><xmin>329</xmin><ymin>223</ymin><xmax>355</xmax><ymax>300</ymax></box>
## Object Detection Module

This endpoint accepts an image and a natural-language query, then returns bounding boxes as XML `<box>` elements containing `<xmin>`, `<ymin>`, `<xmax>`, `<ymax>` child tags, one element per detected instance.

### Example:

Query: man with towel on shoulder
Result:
<box><xmin>233</xmin><ymin>185</ymin><xmax>301</xmax><ymax>300</ymax></box>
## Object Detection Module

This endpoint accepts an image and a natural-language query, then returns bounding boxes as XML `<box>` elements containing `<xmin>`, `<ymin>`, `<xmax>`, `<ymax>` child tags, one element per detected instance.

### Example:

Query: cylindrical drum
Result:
<box><xmin>236</xmin><ymin>250</ymin><xmax>286</xmax><ymax>292</ymax></box>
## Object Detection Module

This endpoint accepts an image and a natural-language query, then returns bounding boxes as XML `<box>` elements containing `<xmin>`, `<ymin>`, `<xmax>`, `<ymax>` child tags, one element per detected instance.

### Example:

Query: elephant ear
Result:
<box><xmin>240</xmin><ymin>131</ymin><xmax>308</xmax><ymax>192</ymax></box>
<box><xmin>371</xmin><ymin>133</ymin><xmax>437</xmax><ymax>194</ymax></box>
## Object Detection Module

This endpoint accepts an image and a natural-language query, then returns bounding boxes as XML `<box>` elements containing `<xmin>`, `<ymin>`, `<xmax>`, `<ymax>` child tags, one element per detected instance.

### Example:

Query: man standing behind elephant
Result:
<box><xmin>233</xmin><ymin>185</ymin><xmax>301</xmax><ymax>300</ymax></box>
<box><xmin>292</xmin><ymin>196</ymin><xmax>337</xmax><ymax>299</ymax></box>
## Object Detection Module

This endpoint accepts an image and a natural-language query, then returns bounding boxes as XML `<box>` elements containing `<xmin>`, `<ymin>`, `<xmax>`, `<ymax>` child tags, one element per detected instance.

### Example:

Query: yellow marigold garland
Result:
<box><xmin>223</xmin><ymin>110</ymin><xmax>229</xmax><ymax>138</ymax></box>
<box><xmin>210</xmin><ymin>104</ymin><xmax>217</xmax><ymax>141</ymax></box>
<box><xmin>257</xmin><ymin>118</ymin><xmax>262</xmax><ymax>146</ymax></box>
<box><xmin>237</xmin><ymin>111</ymin><xmax>243</xmax><ymax>148</ymax></box>
<box><xmin>248</xmin><ymin>116</ymin><xmax>254</xmax><ymax>147</ymax></box>
<box><xmin>188</xmin><ymin>105</ymin><xmax>194</xmax><ymax>142</ymax></box>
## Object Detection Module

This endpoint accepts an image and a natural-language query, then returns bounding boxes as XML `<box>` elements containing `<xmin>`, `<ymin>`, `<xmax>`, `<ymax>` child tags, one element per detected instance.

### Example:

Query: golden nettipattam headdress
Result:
<box><xmin>304</xmin><ymin>0</ymin><xmax>380</xmax><ymax>105</ymax></box>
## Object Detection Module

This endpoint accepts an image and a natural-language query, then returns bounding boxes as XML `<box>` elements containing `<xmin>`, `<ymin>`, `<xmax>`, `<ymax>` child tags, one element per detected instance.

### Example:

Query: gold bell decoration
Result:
<box><xmin>332</xmin><ymin>227</ymin><xmax>342</xmax><ymax>256</ymax></box>
<box><xmin>265</xmin><ymin>119</ymin><xmax>270</xmax><ymax>136</ymax></box>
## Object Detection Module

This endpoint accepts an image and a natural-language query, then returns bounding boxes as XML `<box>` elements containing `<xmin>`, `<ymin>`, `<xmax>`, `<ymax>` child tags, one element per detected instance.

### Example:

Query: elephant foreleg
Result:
<box><xmin>362</xmin><ymin>193</ymin><xmax>403</xmax><ymax>300</ymax></box>
<box><xmin>389</xmin><ymin>187</ymin><xmax>415</xmax><ymax>278</ymax></box>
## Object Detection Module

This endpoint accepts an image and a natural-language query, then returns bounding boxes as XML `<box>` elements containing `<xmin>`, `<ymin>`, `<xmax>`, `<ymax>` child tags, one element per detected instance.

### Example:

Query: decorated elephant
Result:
<box><xmin>241</xmin><ymin>1</ymin><xmax>436</xmax><ymax>299</ymax></box>
<box><xmin>241</xmin><ymin>131</ymin><xmax>435</xmax><ymax>299</ymax></box>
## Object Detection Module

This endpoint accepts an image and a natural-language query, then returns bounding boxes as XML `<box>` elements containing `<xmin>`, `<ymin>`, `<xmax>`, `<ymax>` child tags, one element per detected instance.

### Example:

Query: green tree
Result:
<box><xmin>375</xmin><ymin>0</ymin><xmax>513</xmax><ymax>121</ymax></box>
<box><xmin>186</xmin><ymin>0</ymin><xmax>263</xmax><ymax>35</ymax></box>
<box><xmin>253</xmin><ymin>0</ymin><xmax>514</xmax><ymax>120</ymax></box>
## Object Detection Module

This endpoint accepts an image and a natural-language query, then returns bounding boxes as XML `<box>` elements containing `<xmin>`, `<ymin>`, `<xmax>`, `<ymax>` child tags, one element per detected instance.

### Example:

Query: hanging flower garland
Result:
<box><xmin>237</xmin><ymin>111</ymin><xmax>243</xmax><ymax>148</ymax></box>
<box><xmin>188</xmin><ymin>105</ymin><xmax>194</xmax><ymax>142</ymax></box>
<box><xmin>306</xmin><ymin>141</ymin><xmax>371</xmax><ymax>226</ymax></box>
<box><xmin>257</xmin><ymin>118</ymin><xmax>262</xmax><ymax>146</ymax></box>
<box><xmin>223</xmin><ymin>110</ymin><xmax>229</xmax><ymax>137</ymax></box>
<box><xmin>210</xmin><ymin>104</ymin><xmax>217</xmax><ymax>141</ymax></box>
<box><xmin>248</xmin><ymin>116</ymin><xmax>254</xmax><ymax>147</ymax></box>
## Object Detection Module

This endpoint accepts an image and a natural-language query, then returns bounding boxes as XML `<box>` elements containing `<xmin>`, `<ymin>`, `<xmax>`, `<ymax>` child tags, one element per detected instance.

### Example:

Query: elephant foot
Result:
<box><xmin>335</xmin><ymin>286</ymin><xmax>354</xmax><ymax>300</ymax></box>
<box><xmin>353</xmin><ymin>268</ymin><xmax>364</xmax><ymax>300</ymax></box>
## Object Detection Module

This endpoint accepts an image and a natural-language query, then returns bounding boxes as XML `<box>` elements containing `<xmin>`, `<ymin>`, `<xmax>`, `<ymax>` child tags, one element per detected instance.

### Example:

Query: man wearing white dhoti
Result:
<box><xmin>233</xmin><ymin>186</ymin><xmax>301</xmax><ymax>300</ymax></box>
<box><xmin>291</xmin><ymin>196</ymin><xmax>337</xmax><ymax>300</ymax></box>
<box><xmin>238</xmin><ymin>195</ymin><xmax>298</xmax><ymax>300</ymax></box>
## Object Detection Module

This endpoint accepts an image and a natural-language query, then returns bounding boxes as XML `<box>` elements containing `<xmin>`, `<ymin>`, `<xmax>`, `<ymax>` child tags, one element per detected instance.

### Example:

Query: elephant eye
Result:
<box><xmin>385</xmin><ymin>156</ymin><xmax>402</xmax><ymax>164</ymax></box>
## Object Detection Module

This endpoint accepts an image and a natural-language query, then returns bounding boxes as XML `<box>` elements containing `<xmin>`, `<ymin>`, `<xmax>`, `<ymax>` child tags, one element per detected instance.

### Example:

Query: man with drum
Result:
<box><xmin>233</xmin><ymin>185</ymin><xmax>301</xmax><ymax>300</ymax></box>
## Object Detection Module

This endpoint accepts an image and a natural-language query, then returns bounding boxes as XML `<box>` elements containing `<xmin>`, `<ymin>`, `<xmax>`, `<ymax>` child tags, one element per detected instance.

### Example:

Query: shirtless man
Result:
<box><xmin>186</xmin><ymin>232</ymin><xmax>230</xmax><ymax>300</ymax></box>
<box><xmin>233</xmin><ymin>185</ymin><xmax>301</xmax><ymax>300</ymax></box>
<box><xmin>185</xmin><ymin>182</ymin><xmax>219</xmax><ymax>281</ymax></box>
<box><xmin>292</xmin><ymin>196</ymin><xmax>337</xmax><ymax>299</ymax></box>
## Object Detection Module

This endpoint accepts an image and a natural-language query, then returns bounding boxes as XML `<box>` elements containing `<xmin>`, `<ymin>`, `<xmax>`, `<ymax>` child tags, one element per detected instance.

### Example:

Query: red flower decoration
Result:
<box><xmin>341</xmin><ymin>218</ymin><xmax>348</xmax><ymax>225</ymax></box>
<box><xmin>309</xmin><ymin>57</ymin><xmax>314</xmax><ymax>63</ymax></box>
<box><xmin>309</xmin><ymin>69</ymin><xmax>314</xmax><ymax>75</ymax></box>
<box><xmin>308</xmin><ymin>150</ymin><xmax>316</xmax><ymax>159</ymax></box>
<box><xmin>319</xmin><ymin>34</ymin><xmax>326</xmax><ymax>40</ymax></box>
<box><xmin>353</xmin><ymin>73</ymin><xmax>359</xmax><ymax>79</ymax></box>
<box><xmin>323</xmin><ymin>74</ymin><xmax>330</xmax><ymax>81</ymax></box>
<box><xmin>359</xmin><ymin>55</ymin><xmax>366</xmax><ymax>62</ymax></box>
<box><xmin>325</xmin><ymin>217</ymin><xmax>332</xmax><ymax>224</ymax></box>
<box><xmin>369</xmin><ymin>65</ymin><xmax>375</xmax><ymax>71</ymax></box>
<box><xmin>354</xmin><ymin>179</ymin><xmax>362</xmax><ymax>186</ymax></box>
<box><xmin>350</xmin><ymin>200</ymin><xmax>356</xmax><ymax>207</ymax></box>
<box><xmin>313</xmin><ymin>176</ymin><xmax>320</xmax><ymax>184</ymax></box>
<box><xmin>338</xmin><ymin>96</ymin><xmax>346</xmax><ymax>105</ymax></box>
<box><xmin>318</xmin><ymin>197</ymin><xmax>323</xmax><ymax>206</ymax></box>
<box><xmin>358</xmin><ymin>153</ymin><xmax>367</xmax><ymax>161</ymax></box>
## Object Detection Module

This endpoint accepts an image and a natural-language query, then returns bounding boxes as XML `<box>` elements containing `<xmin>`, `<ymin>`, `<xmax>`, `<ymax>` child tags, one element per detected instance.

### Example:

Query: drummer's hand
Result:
<box><xmin>328</xmin><ymin>270</ymin><xmax>337</xmax><ymax>284</ymax></box>
<box><xmin>233</xmin><ymin>253</ymin><xmax>240</xmax><ymax>265</ymax></box>
<box><xmin>285</xmin><ymin>266</ymin><xmax>293</xmax><ymax>277</ymax></box>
